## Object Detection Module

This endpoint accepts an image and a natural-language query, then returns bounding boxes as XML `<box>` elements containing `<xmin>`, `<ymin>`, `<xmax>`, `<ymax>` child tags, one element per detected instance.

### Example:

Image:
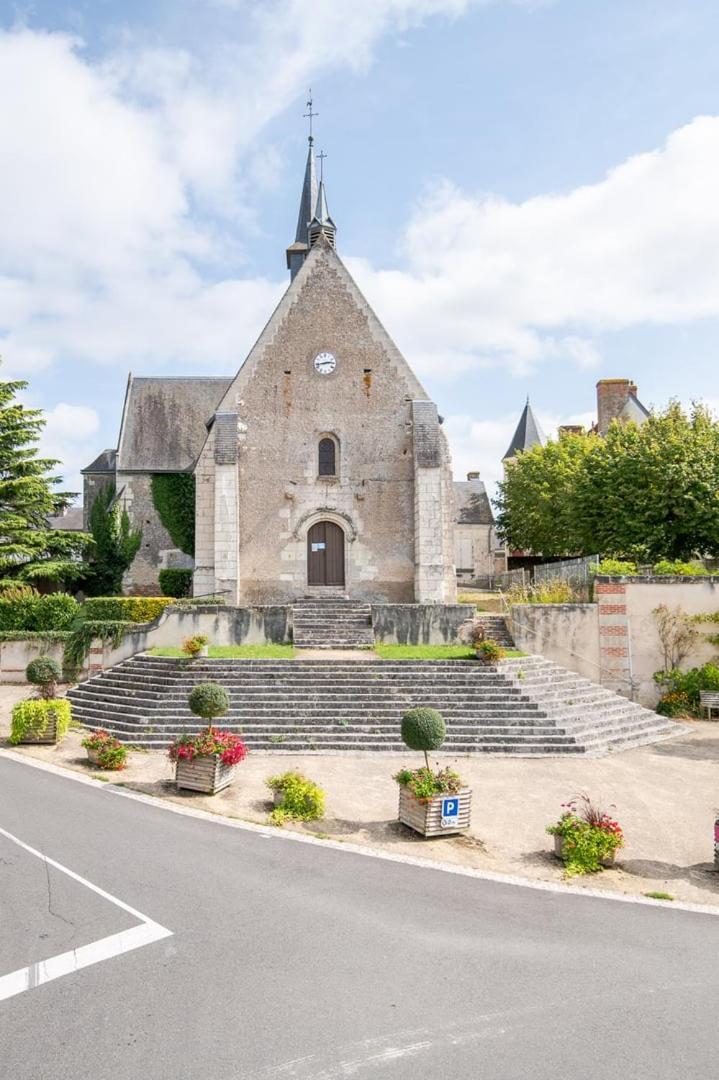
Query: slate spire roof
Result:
<box><xmin>503</xmin><ymin>397</ymin><xmax>545</xmax><ymax>460</ymax></box>
<box><xmin>309</xmin><ymin>175</ymin><xmax>336</xmax><ymax>249</ymax></box>
<box><xmin>293</xmin><ymin>138</ymin><xmax>318</xmax><ymax>245</ymax></box>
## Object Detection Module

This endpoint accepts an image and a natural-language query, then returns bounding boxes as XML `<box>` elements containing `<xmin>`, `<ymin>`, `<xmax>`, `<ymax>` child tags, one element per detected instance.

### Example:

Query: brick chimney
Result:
<box><xmin>558</xmin><ymin>425</ymin><xmax>585</xmax><ymax>438</ymax></box>
<box><xmin>596</xmin><ymin>379</ymin><xmax>638</xmax><ymax>436</ymax></box>
<box><xmin>466</xmin><ymin>470</ymin><xmax>480</xmax><ymax>480</ymax></box>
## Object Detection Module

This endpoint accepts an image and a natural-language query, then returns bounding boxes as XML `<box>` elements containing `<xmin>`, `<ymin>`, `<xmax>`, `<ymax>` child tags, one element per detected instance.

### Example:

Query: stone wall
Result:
<box><xmin>117</xmin><ymin>471</ymin><xmax>191</xmax><ymax>595</ymax></box>
<box><xmin>371</xmin><ymin>604</ymin><xmax>472</xmax><ymax>645</ymax></box>
<box><xmin>0</xmin><ymin>639</ymin><xmax>68</xmax><ymax>684</ymax></box>
<box><xmin>509</xmin><ymin>604</ymin><xmax>601</xmax><ymax>682</ymax></box>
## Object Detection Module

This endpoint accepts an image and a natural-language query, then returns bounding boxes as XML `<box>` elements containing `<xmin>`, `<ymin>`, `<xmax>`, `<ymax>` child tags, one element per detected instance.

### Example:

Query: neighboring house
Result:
<box><xmin>452</xmin><ymin>472</ymin><xmax>505</xmax><ymax>583</ymax></box>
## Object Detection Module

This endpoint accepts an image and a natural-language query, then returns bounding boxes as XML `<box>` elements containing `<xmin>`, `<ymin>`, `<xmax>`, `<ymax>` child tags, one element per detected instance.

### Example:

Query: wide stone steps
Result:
<box><xmin>292</xmin><ymin>599</ymin><xmax>374</xmax><ymax>648</ymax></box>
<box><xmin>66</xmin><ymin>653</ymin><xmax>682</xmax><ymax>755</ymax></box>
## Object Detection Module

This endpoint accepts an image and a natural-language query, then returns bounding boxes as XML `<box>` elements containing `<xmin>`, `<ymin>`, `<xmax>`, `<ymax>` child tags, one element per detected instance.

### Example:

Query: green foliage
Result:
<box><xmin>83</xmin><ymin>484</ymin><xmax>142</xmax><ymax>596</ymax></box>
<box><xmin>401</xmin><ymin>708</ymin><xmax>446</xmax><ymax>752</ymax></box>
<box><xmin>82</xmin><ymin>596</ymin><xmax>174</xmax><ymax>623</ymax></box>
<box><xmin>0</xmin><ymin>367</ymin><xmax>91</xmax><ymax>586</ymax></box>
<box><xmin>182</xmin><ymin>634</ymin><xmax>208</xmax><ymax>657</ymax></box>
<box><xmin>654</xmin><ymin>663</ymin><xmax>719</xmax><ymax>717</ymax></box>
<box><xmin>26</xmin><ymin>656</ymin><xmax>62</xmax><ymax>698</ymax></box>
<box><xmin>507</xmin><ymin>579</ymin><xmax>581</xmax><ymax>604</ymax></box>
<box><xmin>0</xmin><ymin>590</ymin><xmax>78</xmax><ymax>631</ymax></box>
<box><xmin>652</xmin><ymin>560</ymin><xmax>708</xmax><ymax>576</ymax></box>
<box><xmin>594</xmin><ymin>559</ymin><xmax>638</xmax><ymax>576</ymax></box>
<box><xmin>81</xmin><ymin>729</ymin><xmax>128</xmax><ymax>770</ymax></box>
<box><xmin>496</xmin><ymin>402</ymin><xmax>719</xmax><ymax>560</ymax></box>
<box><xmin>644</xmin><ymin>891</ymin><xmax>674</xmax><ymax>901</ymax></box>
<box><xmin>159</xmin><ymin>568</ymin><xmax>192</xmax><ymax>598</ymax></box>
<box><xmin>549</xmin><ymin>819</ymin><xmax>623</xmax><ymax>876</ymax></box>
<box><xmin>10</xmin><ymin>698</ymin><xmax>71</xmax><ymax>744</ymax></box>
<box><xmin>267</xmin><ymin>772</ymin><xmax>326</xmax><ymax>825</ymax></box>
<box><xmin>151</xmin><ymin>474</ymin><xmax>195</xmax><ymax>556</ymax></box>
<box><xmin>475</xmin><ymin>639</ymin><xmax>505</xmax><ymax>664</ymax></box>
<box><xmin>0</xmin><ymin>631</ymin><xmax>71</xmax><ymax>642</ymax></box>
<box><xmin>394</xmin><ymin>765</ymin><xmax>462</xmax><ymax>800</ymax></box>
<box><xmin>187</xmin><ymin>682</ymin><xmax>229</xmax><ymax>722</ymax></box>
<box><xmin>653</xmin><ymin>604</ymin><xmax>699</xmax><ymax>672</ymax></box>
<box><xmin>62</xmin><ymin>620</ymin><xmax>144</xmax><ymax>677</ymax></box>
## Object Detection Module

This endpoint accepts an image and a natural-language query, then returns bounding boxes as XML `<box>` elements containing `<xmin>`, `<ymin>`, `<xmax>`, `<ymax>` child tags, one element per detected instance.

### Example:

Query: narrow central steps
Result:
<box><xmin>292</xmin><ymin>599</ymin><xmax>374</xmax><ymax>648</ymax></box>
<box><xmin>66</xmin><ymin>654</ymin><xmax>682</xmax><ymax>755</ymax></box>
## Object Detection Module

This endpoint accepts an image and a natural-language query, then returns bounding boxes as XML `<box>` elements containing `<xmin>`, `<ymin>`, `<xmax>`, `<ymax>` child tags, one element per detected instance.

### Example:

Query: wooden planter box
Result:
<box><xmin>175</xmin><ymin>756</ymin><xmax>236</xmax><ymax>794</ymax></box>
<box><xmin>398</xmin><ymin>786</ymin><xmax>472</xmax><ymax>837</ymax></box>
<box><xmin>17</xmin><ymin>716</ymin><xmax>57</xmax><ymax>745</ymax></box>
<box><xmin>553</xmin><ymin>834</ymin><xmax>616</xmax><ymax>868</ymax></box>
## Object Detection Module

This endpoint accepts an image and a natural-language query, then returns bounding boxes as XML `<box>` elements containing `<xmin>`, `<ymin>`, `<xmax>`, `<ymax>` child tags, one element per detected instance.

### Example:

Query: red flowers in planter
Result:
<box><xmin>168</xmin><ymin>728</ymin><xmax>248</xmax><ymax>766</ymax></box>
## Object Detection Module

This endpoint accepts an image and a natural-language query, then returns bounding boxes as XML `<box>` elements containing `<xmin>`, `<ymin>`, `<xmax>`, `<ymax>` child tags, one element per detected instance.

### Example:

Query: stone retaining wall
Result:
<box><xmin>371</xmin><ymin>604</ymin><xmax>472</xmax><ymax>645</ymax></box>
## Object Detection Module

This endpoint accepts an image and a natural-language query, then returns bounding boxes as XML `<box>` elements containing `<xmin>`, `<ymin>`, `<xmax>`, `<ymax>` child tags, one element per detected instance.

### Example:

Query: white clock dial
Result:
<box><xmin>314</xmin><ymin>351</ymin><xmax>337</xmax><ymax>375</ymax></box>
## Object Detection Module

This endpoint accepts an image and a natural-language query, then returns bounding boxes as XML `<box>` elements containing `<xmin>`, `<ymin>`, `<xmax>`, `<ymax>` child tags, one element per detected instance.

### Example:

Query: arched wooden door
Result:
<box><xmin>307</xmin><ymin>521</ymin><xmax>345</xmax><ymax>586</ymax></box>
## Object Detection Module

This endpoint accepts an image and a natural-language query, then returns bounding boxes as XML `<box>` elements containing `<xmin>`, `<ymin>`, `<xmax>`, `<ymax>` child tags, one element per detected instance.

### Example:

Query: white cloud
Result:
<box><xmin>33</xmin><ymin>402</ymin><xmax>101</xmax><ymax>496</ymax></box>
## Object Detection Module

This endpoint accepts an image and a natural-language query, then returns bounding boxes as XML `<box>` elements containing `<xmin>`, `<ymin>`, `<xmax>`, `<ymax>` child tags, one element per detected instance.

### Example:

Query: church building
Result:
<box><xmin>83</xmin><ymin>130</ymin><xmax>469</xmax><ymax>604</ymax></box>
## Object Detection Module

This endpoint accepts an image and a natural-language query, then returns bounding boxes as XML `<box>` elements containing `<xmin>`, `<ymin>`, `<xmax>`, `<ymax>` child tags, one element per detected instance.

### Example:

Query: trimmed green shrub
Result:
<box><xmin>159</xmin><ymin>569</ymin><xmax>193</xmax><ymax>598</ymax></box>
<box><xmin>652</xmin><ymin>560</ymin><xmax>708</xmax><ymax>576</ymax></box>
<box><xmin>594</xmin><ymin>559</ymin><xmax>638</xmax><ymax>576</ymax></box>
<box><xmin>0</xmin><ymin>591</ymin><xmax>78</xmax><ymax>632</ymax></box>
<box><xmin>81</xmin><ymin>596</ymin><xmax>174</xmax><ymax>623</ymax></box>
<box><xmin>401</xmin><ymin>707</ymin><xmax>446</xmax><ymax>769</ymax></box>
<box><xmin>151</xmin><ymin>474</ymin><xmax>195</xmax><ymax>556</ymax></box>
<box><xmin>0</xmin><ymin>631</ymin><xmax>71</xmax><ymax>642</ymax></box>
<box><xmin>10</xmin><ymin>699</ymin><xmax>72</xmax><ymax>744</ymax></box>
<box><xmin>267</xmin><ymin>772</ymin><xmax>325</xmax><ymax>825</ymax></box>
<box><xmin>26</xmin><ymin>656</ymin><xmax>62</xmax><ymax>698</ymax></box>
<box><xmin>188</xmin><ymin>682</ymin><xmax>229</xmax><ymax>723</ymax></box>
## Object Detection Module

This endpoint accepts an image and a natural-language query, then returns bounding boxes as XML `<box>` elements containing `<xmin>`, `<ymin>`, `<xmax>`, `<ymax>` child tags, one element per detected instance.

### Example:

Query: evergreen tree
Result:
<box><xmin>0</xmin><ymin>370</ymin><xmax>90</xmax><ymax>587</ymax></box>
<box><xmin>83</xmin><ymin>483</ymin><xmax>142</xmax><ymax>596</ymax></box>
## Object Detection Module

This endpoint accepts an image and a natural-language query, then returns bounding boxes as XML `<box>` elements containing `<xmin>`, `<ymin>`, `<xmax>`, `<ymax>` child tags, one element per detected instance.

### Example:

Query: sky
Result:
<box><xmin>1</xmin><ymin>0</ymin><xmax>719</xmax><ymax>499</ymax></box>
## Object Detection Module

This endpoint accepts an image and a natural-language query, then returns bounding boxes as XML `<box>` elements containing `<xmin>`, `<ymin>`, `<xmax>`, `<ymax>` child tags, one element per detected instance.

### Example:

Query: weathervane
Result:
<box><xmin>317</xmin><ymin>149</ymin><xmax>327</xmax><ymax>181</ymax></box>
<box><xmin>303</xmin><ymin>89</ymin><xmax>318</xmax><ymax>144</ymax></box>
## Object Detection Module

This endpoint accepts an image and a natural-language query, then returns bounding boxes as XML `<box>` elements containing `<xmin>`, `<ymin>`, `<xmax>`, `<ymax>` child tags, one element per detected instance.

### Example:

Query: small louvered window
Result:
<box><xmin>318</xmin><ymin>437</ymin><xmax>336</xmax><ymax>476</ymax></box>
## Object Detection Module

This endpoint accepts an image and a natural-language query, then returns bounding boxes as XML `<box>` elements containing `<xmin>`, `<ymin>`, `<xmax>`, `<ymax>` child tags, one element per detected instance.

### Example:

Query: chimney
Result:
<box><xmin>466</xmin><ymin>471</ymin><xmax>480</xmax><ymax>480</ymax></box>
<box><xmin>558</xmin><ymin>425</ymin><xmax>585</xmax><ymax>439</ymax></box>
<box><xmin>596</xmin><ymin>379</ymin><xmax>638</xmax><ymax>436</ymax></box>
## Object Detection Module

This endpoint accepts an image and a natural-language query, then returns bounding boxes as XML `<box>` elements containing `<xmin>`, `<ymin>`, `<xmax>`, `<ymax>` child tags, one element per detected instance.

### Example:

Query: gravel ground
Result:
<box><xmin>2</xmin><ymin>683</ymin><xmax>717</xmax><ymax>907</ymax></box>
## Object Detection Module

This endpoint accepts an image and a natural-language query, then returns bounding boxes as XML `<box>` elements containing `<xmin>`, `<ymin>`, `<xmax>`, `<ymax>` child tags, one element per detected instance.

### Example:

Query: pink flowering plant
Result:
<box><xmin>547</xmin><ymin>793</ymin><xmax>624</xmax><ymax>876</ymax></box>
<box><xmin>168</xmin><ymin>728</ymin><xmax>248</xmax><ymax>766</ymax></box>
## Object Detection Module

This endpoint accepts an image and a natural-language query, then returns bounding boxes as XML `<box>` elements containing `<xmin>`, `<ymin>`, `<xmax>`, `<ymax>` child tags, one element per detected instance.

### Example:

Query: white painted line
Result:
<box><xmin>0</xmin><ymin>824</ymin><xmax>172</xmax><ymax>1002</ymax></box>
<box><xmin>2</xmin><ymin>747</ymin><xmax>718</xmax><ymax>917</ymax></box>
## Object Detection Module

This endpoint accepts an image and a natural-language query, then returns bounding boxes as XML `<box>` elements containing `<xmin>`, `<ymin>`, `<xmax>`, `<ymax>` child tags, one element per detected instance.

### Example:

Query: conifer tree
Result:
<box><xmin>0</xmin><ymin>369</ymin><xmax>90</xmax><ymax>587</ymax></box>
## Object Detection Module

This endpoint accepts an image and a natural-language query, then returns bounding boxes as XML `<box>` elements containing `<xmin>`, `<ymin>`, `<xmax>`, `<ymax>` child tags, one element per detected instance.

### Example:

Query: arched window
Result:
<box><xmin>318</xmin><ymin>436</ymin><xmax>337</xmax><ymax>477</ymax></box>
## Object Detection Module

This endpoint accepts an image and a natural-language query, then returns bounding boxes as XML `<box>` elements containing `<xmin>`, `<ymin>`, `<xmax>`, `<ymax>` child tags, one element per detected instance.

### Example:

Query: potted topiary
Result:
<box><xmin>9</xmin><ymin>657</ymin><xmax>71</xmax><ymax>746</ymax></box>
<box><xmin>169</xmin><ymin>682</ymin><xmax>247</xmax><ymax>794</ymax></box>
<box><xmin>547</xmin><ymin>794</ymin><xmax>624</xmax><ymax>876</ymax></box>
<box><xmin>394</xmin><ymin>707</ymin><xmax>472</xmax><ymax>837</ymax></box>
<box><xmin>81</xmin><ymin>729</ymin><xmax>128</xmax><ymax>770</ymax></box>
<box><xmin>182</xmin><ymin>634</ymin><xmax>209</xmax><ymax>659</ymax></box>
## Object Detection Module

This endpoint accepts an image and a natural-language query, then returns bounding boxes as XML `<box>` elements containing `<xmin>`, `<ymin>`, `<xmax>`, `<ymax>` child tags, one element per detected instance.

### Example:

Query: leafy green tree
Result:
<box><xmin>83</xmin><ymin>483</ymin><xmax>142</xmax><ymax>596</ymax></box>
<box><xmin>0</xmin><ymin>370</ymin><xmax>90</xmax><ymax>588</ymax></box>
<box><xmin>495</xmin><ymin>403</ymin><xmax>719</xmax><ymax>561</ymax></box>
<box><xmin>495</xmin><ymin>432</ymin><xmax>597</xmax><ymax>555</ymax></box>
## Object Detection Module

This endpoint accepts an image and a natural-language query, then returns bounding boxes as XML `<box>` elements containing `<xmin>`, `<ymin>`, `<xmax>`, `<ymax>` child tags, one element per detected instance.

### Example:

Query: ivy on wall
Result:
<box><xmin>151</xmin><ymin>474</ymin><xmax>195</xmax><ymax>556</ymax></box>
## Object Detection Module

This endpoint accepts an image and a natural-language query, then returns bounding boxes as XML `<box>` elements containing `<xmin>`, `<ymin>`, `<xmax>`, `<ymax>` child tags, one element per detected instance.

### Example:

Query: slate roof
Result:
<box><xmin>619</xmin><ymin>393</ymin><xmax>650</xmax><ymax>426</ymax></box>
<box><xmin>82</xmin><ymin>448</ymin><xmax>117</xmax><ymax>475</ymax></box>
<box><xmin>503</xmin><ymin>399</ymin><xmax>545</xmax><ymax>460</ymax></box>
<box><xmin>116</xmin><ymin>376</ymin><xmax>233</xmax><ymax>472</ymax></box>
<box><xmin>47</xmin><ymin>506</ymin><xmax>85</xmax><ymax>531</ymax></box>
<box><xmin>453</xmin><ymin>479</ymin><xmax>494</xmax><ymax>525</ymax></box>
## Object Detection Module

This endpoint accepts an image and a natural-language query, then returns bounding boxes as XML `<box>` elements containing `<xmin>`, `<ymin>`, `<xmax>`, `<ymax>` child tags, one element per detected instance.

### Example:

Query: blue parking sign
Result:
<box><xmin>440</xmin><ymin>796</ymin><xmax>460</xmax><ymax>828</ymax></box>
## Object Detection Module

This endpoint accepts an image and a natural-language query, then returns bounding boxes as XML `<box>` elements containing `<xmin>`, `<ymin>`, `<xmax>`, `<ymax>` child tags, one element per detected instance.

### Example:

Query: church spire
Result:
<box><xmin>286</xmin><ymin>91</ymin><xmax>320</xmax><ymax>279</ymax></box>
<box><xmin>309</xmin><ymin>150</ymin><xmax>336</xmax><ymax>250</ymax></box>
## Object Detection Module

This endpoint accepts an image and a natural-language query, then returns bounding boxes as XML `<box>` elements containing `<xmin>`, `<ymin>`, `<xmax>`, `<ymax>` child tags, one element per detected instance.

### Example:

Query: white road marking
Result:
<box><xmin>0</xmin><ymin>824</ymin><xmax>172</xmax><ymax>1002</ymax></box>
<box><xmin>2</xmin><ymin>748</ymin><xmax>718</xmax><ymax>917</ymax></box>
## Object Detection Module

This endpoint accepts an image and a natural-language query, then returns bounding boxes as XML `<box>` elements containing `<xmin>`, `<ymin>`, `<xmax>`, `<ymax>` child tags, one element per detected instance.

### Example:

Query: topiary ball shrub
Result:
<box><xmin>26</xmin><ymin>656</ymin><xmax>62</xmax><ymax>699</ymax></box>
<box><xmin>188</xmin><ymin>682</ymin><xmax>229</xmax><ymax>726</ymax></box>
<box><xmin>401</xmin><ymin>707</ymin><xmax>446</xmax><ymax>769</ymax></box>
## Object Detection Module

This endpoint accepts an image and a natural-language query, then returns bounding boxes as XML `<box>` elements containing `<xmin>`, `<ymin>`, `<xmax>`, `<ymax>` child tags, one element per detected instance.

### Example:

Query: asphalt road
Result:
<box><xmin>1</xmin><ymin>755</ymin><xmax>718</xmax><ymax>1080</ymax></box>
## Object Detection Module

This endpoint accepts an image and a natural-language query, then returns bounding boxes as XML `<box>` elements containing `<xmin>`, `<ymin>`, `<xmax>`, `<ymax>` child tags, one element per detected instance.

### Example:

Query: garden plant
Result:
<box><xmin>267</xmin><ymin>772</ymin><xmax>325</xmax><ymax>825</ymax></box>
<box><xmin>10</xmin><ymin>657</ymin><xmax>71</xmax><ymax>745</ymax></box>
<box><xmin>81</xmin><ymin>729</ymin><xmax>128</xmax><ymax>770</ymax></box>
<box><xmin>547</xmin><ymin>793</ymin><xmax>624</xmax><ymax>876</ymax></box>
<box><xmin>395</xmin><ymin>707</ymin><xmax>470</xmax><ymax>836</ymax></box>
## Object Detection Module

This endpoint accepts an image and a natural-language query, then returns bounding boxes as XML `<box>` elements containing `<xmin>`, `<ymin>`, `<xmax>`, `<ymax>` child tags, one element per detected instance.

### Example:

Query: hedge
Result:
<box><xmin>159</xmin><ymin>569</ymin><xmax>193</xmax><ymax>598</ymax></box>
<box><xmin>81</xmin><ymin>597</ymin><xmax>175</xmax><ymax>623</ymax></box>
<box><xmin>0</xmin><ymin>631</ymin><xmax>71</xmax><ymax>642</ymax></box>
<box><xmin>0</xmin><ymin>592</ymin><xmax>79</xmax><ymax>632</ymax></box>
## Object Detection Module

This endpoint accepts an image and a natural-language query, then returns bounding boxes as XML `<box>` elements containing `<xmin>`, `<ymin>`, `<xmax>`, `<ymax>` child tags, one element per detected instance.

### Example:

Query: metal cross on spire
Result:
<box><xmin>303</xmin><ymin>89</ymin><xmax>318</xmax><ymax>144</ymax></box>
<box><xmin>317</xmin><ymin>149</ymin><xmax>327</xmax><ymax>181</ymax></box>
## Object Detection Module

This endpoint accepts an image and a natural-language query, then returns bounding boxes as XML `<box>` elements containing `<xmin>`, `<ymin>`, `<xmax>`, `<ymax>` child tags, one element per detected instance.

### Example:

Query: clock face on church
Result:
<box><xmin>314</xmin><ymin>351</ymin><xmax>337</xmax><ymax>375</ymax></box>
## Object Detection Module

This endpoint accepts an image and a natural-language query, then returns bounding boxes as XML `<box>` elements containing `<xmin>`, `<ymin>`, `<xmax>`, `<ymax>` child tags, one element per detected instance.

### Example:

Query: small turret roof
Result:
<box><xmin>503</xmin><ymin>399</ymin><xmax>545</xmax><ymax>460</ymax></box>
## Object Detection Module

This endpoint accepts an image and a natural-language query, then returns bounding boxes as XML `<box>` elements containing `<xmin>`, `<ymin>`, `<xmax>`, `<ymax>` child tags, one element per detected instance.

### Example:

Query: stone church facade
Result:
<box><xmin>83</xmin><ymin>137</ymin><xmax>463</xmax><ymax>604</ymax></box>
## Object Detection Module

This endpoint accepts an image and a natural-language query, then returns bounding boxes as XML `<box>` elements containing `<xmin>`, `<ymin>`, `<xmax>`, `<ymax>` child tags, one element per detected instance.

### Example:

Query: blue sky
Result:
<box><xmin>1</xmin><ymin>0</ymin><xmax>718</xmax><ymax>495</ymax></box>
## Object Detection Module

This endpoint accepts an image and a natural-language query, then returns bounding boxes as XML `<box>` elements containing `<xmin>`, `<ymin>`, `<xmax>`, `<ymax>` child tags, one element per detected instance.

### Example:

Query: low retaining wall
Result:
<box><xmin>509</xmin><ymin>604</ymin><xmax>600</xmax><ymax>683</ymax></box>
<box><xmin>371</xmin><ymin>604</ymin><xmax>472</xmax><ymax>645</ymax></box>
<box><xmin>0</xmin><ymin>639</ymin><xmax>69</xmax><ymax>684</ymax></box>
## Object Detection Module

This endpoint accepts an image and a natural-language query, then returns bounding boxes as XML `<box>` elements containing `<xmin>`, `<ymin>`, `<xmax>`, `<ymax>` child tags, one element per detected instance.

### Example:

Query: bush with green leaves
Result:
<box><xmin>267</xmin><ymin>772</ymin><xmax>325</xmax><ymax>825</ymax></box>
<box><xmin>82</xmin><ymin>596</ymin><xmax>174</xmax><ymax>623</ymax></box>
<box><xmin>26</xmin><ymin>656</ymin><xmax>62</xmax><ymax>699</ymax></box>
<box><xmin>151</xmin><ymin>474</ymin><xmax>195</xmax><ymax>556</ymax></box>
<box><xmin>188</xmin><ymin>682</ymin><xmax>229</xmax><ymax>724</ymax></box>
<box><xmin>654</xmin><ymin>663</ymin><xmax>719</xmax><ymax>717</ymax></box>
<box><xmin>475</xmin><ymin>639</ymin><xmax>504</xmax><ymax>664</ymax></box>
<box><xmin>10</xmin><ymin>699</ymin><xmax>71</xmax><ymax>744</ymax></box>
<box><xmin>82</xmin><ymin>482</ymin><xmax>142</xmax><ymax>596</ymax></box>
<box><xmin>652</xmin><ymin>560</ymin><xmax>708</xmax><ymax>577</ymax></box>
<box><xmin>400</xmin><ymin>707</ymin><xmax>446</xmax><ymax>770</ymax></box>
<box><xmin>159</xmin><ymin>569</ymin><xmax>193</xmax><ymax>598</ymax></box>
<box><xmin>594</xmin><ymin>559</ymin><xmax>638</xmax><ymax>576</ymax></box>
<box><xmin>0</xmin><ymin>590</ymin><xmax>78</xmax><ymax>632</ymax></box>
<box><xmin>547</xmin><ymin>795</ymin><xmax>624</xmax><ymax>877</ymax></box>
<box><xmin>394</xmin><ymin>765</ymin><xmax>462</xmax><ymax>800</ymax></box>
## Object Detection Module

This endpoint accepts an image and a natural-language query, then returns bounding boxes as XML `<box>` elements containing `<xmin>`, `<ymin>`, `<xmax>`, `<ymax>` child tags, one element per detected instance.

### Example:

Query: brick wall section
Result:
<box><xmin>595</xmin><ymin>581</ymin><xmax>631</xmax><ymax>694</ymax></box>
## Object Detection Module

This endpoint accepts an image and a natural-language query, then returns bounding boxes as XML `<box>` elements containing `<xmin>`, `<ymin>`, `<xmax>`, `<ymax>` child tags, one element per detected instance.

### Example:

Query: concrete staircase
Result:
<box><xmin>66</xmin><ymin>654</ymin><xmax>681</xmax><ymax>755</ymax></box>
<box><xmin>292</xmin><ymin>599</ymin><xmax>374</xmax><ymax>649</ymax></box>
<box><xmin>474</xmin><ymin>613</ymin><xmax>515</xmax><ymax>648</ymax></box>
